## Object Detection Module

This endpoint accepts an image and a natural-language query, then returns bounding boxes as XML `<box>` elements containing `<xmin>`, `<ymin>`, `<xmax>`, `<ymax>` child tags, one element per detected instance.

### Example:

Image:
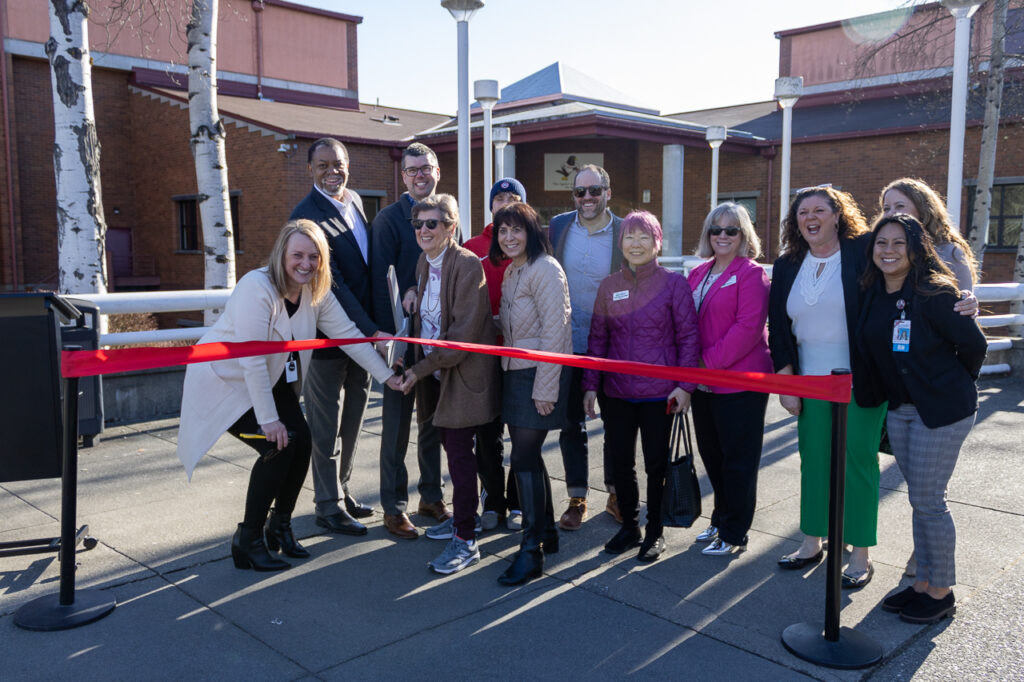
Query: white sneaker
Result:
<box><xmin>695</xmin><ymin>525</ymin><xmax>718</xmax><ymax>542</ymax></box>
<box><xmin>426</xmin><ymin>515</ymin><xmax>482</xmax><ymax>540</ymax></box>
<box><xmin>428</xmin><ymin>537</ymin><xmax>480</xmax><ymax>574</ymax></box>
<box><xmin>702</xmin><ymin>538</ymin><xmax>744</xmax><ymax>556</ymax></box>
<box><xmin>507</xmin><ymin>510</ymin><xmax>523</xmax><ymax>531</ymax></box>
<box><xmin>480</xmin><ymin>510</ymin><xmax>500</xmax><ymax>531</ymax></box>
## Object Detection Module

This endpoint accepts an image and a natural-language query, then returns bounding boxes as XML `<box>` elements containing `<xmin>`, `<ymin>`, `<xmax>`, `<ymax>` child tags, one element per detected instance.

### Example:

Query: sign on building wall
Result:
<box><xmin>544</xmin><ymin>153</ymin><xmax>605</xmax><ymax>191</ymax></box>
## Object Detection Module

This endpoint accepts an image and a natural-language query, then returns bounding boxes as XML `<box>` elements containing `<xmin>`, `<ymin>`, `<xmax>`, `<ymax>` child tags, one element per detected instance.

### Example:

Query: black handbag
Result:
<box><xmin>661</xmin><ymin>411</ymin><xmax>702</xmax><ymax>528</ymax></box>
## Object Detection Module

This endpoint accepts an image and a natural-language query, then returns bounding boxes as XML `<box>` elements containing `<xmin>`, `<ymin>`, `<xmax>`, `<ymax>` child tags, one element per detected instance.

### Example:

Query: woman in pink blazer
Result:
<box><xmin>686</xmin><ymin>203</ymin><xmax>772</xmax><ymax>557</ymax></box>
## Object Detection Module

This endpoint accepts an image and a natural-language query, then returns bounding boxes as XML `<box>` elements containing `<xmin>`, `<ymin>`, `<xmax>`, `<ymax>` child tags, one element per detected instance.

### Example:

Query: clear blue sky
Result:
<box><xmin>297</xmin><ymin>0</ymin><xmax>912</xmax><ymax>114</ymax></box>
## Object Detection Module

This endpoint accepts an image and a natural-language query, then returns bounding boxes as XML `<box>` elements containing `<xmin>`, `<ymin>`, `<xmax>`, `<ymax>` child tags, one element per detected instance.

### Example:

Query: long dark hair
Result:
<box><xmin>489</xmin><ymin>202</ymin><xmax>552</xmax><ymax>266</ymax></box>
<box><xmin>859</xmin><ymin>213</ymin><xmax>959</xmax><ymax>297</ymax></box>
<box><xmin>779</xmin><ymin>186</ymin><xmax>869</xmax><ymax>263</ymax></box>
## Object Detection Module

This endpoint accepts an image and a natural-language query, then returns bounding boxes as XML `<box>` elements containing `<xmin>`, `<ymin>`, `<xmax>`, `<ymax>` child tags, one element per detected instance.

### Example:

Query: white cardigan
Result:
<box><xmin>176</xmin><ymin>268</ymin><xmax>391</xmax><ymax>478</ymax></box>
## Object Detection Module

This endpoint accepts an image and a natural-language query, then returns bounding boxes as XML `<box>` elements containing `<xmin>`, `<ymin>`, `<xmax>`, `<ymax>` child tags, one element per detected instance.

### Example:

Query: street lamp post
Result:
<box><xmin>775</xmin><ymin>76</ymin><xmax>803</xmax><ymax>228</ymax></box>
<box><xmin>441</xmin><ymin>0</ymin><xmax>485</xmax><ymax>241</ymax></box>
<box><xmin>705</xmin><ymin>126</ymin><xmax>727</xmax><ymax>210</ymax></box>
<box><xmin>943</xmin><ymin>0</ymin><xmax>982</xmax><ymax>229</ymax></box>
<box><xmin>475</xmin><ymin>79</ymin><xmax>500</xmax><ymax>225</ymax></box>
<box><xmin>493</xmin><ymin>126</ymin><xmax>510</xmax><ymax>180</ymax></box>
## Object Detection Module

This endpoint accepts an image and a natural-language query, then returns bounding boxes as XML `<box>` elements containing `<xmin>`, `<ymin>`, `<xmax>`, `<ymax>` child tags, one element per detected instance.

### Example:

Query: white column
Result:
<box><xmin>661</xmin><ymin>144</ymin><xmax>685</xmax><ymax>257</ymax></box>
<box><xmin>455</xmin><ymin>19</ymin><xmax>471</xmax><ymax>240</ymax></box>
<box><xmin>945</xmin><ymin>1</ymin><xmax>981</xmax><ymax>229</ymax></box>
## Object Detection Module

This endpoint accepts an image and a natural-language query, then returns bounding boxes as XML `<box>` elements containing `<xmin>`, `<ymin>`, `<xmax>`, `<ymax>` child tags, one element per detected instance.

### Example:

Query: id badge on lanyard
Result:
<box><xmin>892</xmin><ymin>299</ymin><xmax>910</xmax><ymax>353</ymax></box>
<box><xmin>285</xmin><ymin>351</ymin><xmax>299</xmax><ymax>382</ymax></box>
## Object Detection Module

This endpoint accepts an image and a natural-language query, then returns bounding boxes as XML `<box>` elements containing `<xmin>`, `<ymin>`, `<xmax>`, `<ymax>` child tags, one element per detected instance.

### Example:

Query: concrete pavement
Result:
<box><xmin>2</xmin><ymin>375</ymin><xmax>1022</xmax><ymax>680</ymax></box>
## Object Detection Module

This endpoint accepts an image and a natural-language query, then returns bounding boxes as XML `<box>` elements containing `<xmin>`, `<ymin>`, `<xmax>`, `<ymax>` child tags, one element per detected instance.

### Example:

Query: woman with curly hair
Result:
<box><xmin>768</xmin><ymin>186</ymin><xmax>887</xmax><ymax>588</ymax></box>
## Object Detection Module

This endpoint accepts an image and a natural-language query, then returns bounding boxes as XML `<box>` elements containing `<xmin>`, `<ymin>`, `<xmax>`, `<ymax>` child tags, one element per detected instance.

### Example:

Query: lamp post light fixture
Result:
<box><xmin>705</xmin><ymin>125</ymin><xmax>727</xmax><ymax>210</ymax></box>
<box><xmin>774</xmin><ymin>76</ymin><xmax>803</xmax><ymax>229</ymax></box>
<box><xmin>942</xmin><ymin>0</ymin><xmax>982</xmax><ymax>229</ymax></box>
<box><xmin>442</xmin><ymin>0</ymin><xmax>484</xmax><ymax>241</ymax></box>
<box><xmin>492</xmin><ymin>126</ymin><xmax>510</xmax><ymax>180</ymax></box>
<box><xmin>475</xmin><ymin>79</ymin><xmax>500</xmax><ymax>225</ymax></box>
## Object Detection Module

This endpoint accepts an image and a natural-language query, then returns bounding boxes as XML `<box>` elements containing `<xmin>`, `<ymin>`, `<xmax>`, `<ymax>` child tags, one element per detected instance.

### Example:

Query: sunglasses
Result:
<box><xmin>573</xmin><ymin>185</ymin><xmax>607</xmax><ymax>198</ymax></box>
<box><xmin>411</xmin><ymin>219</ymin><xmax>447</xmax><ymax>231</ymax></box>
<box><xmin>709</xmin><ymin>226</ymin><xmax>740</xmax><ymax>237</ymax></box>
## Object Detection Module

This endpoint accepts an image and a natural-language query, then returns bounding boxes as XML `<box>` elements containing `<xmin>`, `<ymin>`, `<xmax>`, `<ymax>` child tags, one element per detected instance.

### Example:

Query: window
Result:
<box><xmin>717</xmin><ymin>192</ymin><xmax>759</xmax><ymax>224</ymax></box>
<box><xmin>175</xmin><ymin>193</ymin><xmax>241</xmax><ymax>252</ymax></box>
<box><xmin>354</xmin><ymin>189</ymin><xmax>386</xmax><ymax>224</ymax></box>
<box><xmin>966</xmin><ymin>182</ymin><xmax>1022</xmax><ymax>249</ymax></box>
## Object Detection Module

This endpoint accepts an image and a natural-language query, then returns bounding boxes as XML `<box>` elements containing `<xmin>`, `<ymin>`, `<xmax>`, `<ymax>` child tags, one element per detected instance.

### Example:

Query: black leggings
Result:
<box><xmin>227</xmin><ymin>377</ymin><xmax>312</xmax><ymax>528</ymax></box>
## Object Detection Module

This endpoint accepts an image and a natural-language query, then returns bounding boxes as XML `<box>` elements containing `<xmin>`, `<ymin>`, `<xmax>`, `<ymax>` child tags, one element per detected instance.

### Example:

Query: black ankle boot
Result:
<box><xmin>499</xmin><ymin>471</ymin><xmax>546</xmax><ymax>586</ymax></box>
<box><xmin>604</xmin><ymin>525</ymin><xmax>642</xmax><ymax>554</ymax></box>
<box><xmin>232</xmin><ymin>523</ymin><xmax>290</xmax><ymax>571</ymax></box>
<box><xmin>265</xmin><ymin>509</ymin><xmax>310</xmax><ymax>558</ymax></box>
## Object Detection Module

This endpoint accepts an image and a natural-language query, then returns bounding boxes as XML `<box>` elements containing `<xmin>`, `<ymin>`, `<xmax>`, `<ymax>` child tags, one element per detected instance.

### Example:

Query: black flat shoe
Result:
<box><xmin>882</xmin><ymin>586</ymin><xmax>923</xmax><ymax>613</ymax></box>
<box><xmin>637</xmin><ymin>534</ymin><xmax>665</xmax><ymax>562</ymax></box>
<box><xmin>841</xmin><ymin>562</ymin><xmax>874</xmax><ymax>589</ymax></box>
<box><xmin>316</xmin><ymin>511</ymin><xmax>368</xmax><ymax>536</ymax></box>
<box><xmin>345</xmin><ymin>496</ymin><xmax>374</xmax><ymax>519</ymax></box>
<box><xmin>604</xmin><ymin>526</ymin><xmax>641</xmax><ymax>555</ymax></box>
<box><xmin>899</xmin><ymin>591</ymin><xmax>956</xmax><ymax>624</ymax></box>
<box><xmin>777</xmin><ymin>549</ymin><xmax>824</xmax><ymax>570</ymax></box>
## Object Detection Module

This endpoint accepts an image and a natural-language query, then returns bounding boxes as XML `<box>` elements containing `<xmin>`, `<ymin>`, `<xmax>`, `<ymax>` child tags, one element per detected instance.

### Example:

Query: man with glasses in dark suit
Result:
<box><xmin>369</xmin><ymin>142</ymin><xmax>449</xmax><ymax>539</ymax></box>
<box><xmin>547</xmin><ymin>164</ymin><xmax>624</xmax><ymax>531</ymax></box>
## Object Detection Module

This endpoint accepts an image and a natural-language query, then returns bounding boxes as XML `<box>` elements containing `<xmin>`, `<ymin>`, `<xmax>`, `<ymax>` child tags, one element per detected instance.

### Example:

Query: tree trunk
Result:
<box><xmin>46</xmin><ymin>0</ymin><xmax>107</xmax><ymax>296</ymax></box>
<box><xmin>966</xmin><ymin>0</ymin><xmax>1009</xmax><ymax>273</ymax></box>
<box><xmin>187</xmin><ymin>0</ymin><xmax>235</xmax><ymax>323</ymax></box>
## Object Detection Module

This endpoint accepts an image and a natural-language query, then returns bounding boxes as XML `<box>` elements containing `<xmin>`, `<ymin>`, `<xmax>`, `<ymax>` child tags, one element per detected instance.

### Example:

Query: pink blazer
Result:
<box><xmin>687</xmin><ymin>257</ymin><xmax>772</xmax><ymax>393</ymax></box>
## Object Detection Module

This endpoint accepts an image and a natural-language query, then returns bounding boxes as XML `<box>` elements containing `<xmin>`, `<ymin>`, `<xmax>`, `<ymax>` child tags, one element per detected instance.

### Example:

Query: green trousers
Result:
<box><xmin>797</xmin><ymin>397</ymin><xmax>886</xmax><ymax>547</ymax></box>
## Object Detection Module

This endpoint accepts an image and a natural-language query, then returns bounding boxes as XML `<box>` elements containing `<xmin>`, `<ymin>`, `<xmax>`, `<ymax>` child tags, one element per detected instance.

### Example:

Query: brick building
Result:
<box><xmin>1</xmin><ymin>1</ymin><xmax>1022</xmax><ymax>294</ymax></box>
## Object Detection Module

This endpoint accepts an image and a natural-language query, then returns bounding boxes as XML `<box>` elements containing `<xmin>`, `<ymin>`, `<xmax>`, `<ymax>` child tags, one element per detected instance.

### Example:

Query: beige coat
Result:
<box><xmin>499</xmin><ymin>254</ymin><xmax>572</xmax><ymax>402</ymax></box>
<box><xmin>176</xmin><ymin>268</ymin><xmax>392</xmax><ymax>478</ymax></box>
<box><xmin>409</xmin><ymin>245</ymin><xmax>500</xmax><ymax>429</ymax></box>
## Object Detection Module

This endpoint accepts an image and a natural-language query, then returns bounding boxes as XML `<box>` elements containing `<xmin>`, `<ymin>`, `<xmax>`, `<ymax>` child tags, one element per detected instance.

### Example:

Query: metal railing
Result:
<box><xmin>74</xmin><ymin>277</ymin><xmax>1023</xmax><ymax>374</ymax></box>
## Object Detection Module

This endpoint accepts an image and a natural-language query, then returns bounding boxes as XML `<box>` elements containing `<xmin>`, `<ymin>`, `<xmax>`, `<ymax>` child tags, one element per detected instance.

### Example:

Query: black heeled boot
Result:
<box><xmin>232</xmin><ymin>523</ymin><xmax>290</xmax><ymax>571</ymax></box>
<box><xmin>498</xmin><ymin>471</ymin><xmax>545</xmax><ymax>586</ymax></box>
<box><xmin>540</xmin><ymin>463</ymin><xmax>558</xmax><ymax>554</ymax></box>
<box><xmin>265</xmin><ymin>509</ymin><xmax>310</xmax><ymax>558</ymax></box>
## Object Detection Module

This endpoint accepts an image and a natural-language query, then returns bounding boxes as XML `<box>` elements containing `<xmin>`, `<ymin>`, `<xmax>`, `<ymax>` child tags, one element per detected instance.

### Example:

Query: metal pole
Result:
<box><xmin>494</xmin><ymin>143</ymin><xmax>505</xmax><ymax>182</ymax></box>
<box><xmin>59</xmin><ymin>375</ymin><xmax>80</xmax><ymax>606</ymax></box>
<box><xmin>824</xmin><ymin>379</ymin><xmax>849</xmax><ymax>641</ymax></box>
<box><xmin>780</xmin><ymin>105</ymin><xmax>794</xmax><ymax>224</ymax></box>
<box><xmin>946</xmin><ymin>4</ymin><xmax>979</xmax><ymax>229</ymax></box>
<box><xmin>456</xmin><ymin>19</ymin><xmax>471</xmax><ymax>241</ymax></box>
<box><xmin>482</xmin><ymin>103</ymin><xmax>493</xmax><ymax>225</ymax></box>
<box><xmin>710</xmin><ymin>146</ymin><xmax>720</xmax><ymax>211</ymax></box>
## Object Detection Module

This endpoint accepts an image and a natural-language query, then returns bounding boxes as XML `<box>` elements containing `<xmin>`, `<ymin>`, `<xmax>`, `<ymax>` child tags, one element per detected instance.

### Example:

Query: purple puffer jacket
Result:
<box><xmin>582</xmin><ymin>260</ymin><xmax>700</xmax><ymax>399</ymax></box>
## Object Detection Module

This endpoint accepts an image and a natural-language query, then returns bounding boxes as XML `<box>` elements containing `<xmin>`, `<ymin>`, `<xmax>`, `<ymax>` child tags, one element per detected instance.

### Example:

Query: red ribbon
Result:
<box><xmin>60</xmin><ymin>337</ymin><xmax>851</xmax><ymax>403</ymax></box>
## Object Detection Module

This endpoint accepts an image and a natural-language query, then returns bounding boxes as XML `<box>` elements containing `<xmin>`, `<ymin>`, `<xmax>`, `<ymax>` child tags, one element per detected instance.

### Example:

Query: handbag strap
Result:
<box><xmin>667</xmin><ymin>411</ymin><xmax>683</xmax><ymax>464</ymax></box>
<box><xmin>681</xmin><ymin>411</ymin><xmax>695</xmax><ymax>460</ymax></box>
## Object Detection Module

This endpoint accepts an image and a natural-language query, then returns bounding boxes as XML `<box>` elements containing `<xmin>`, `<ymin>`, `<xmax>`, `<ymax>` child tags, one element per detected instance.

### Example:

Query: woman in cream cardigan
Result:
<box><xmin>178</xmin><ymin>220</ymin><xmax>401</xmax><ymax>572</ymax></box>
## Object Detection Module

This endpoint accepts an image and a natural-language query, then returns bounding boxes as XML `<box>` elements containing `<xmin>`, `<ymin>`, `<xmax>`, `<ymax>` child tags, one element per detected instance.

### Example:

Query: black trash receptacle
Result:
<box><xmin>0</xmin><ymin>293</ymin><xmax>80</xmax><ymax>483</ymax></box>
<box><xmin>62</xmin><ymin>298</ymin><xmax>104</xmax><ymax>447</ymax></box>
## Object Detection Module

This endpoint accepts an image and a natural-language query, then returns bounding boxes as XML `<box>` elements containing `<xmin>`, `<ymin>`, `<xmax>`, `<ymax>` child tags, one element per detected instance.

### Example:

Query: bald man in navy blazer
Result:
<box><xmin>291</xmin><ymin>138</ymin><xmax>384</xmax><ymax>536</ymax></box>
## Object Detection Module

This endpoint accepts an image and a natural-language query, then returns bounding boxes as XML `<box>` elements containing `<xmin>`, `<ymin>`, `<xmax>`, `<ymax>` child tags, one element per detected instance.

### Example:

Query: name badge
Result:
<box><xmin>285</xmin><ymin>358</ymin><xmax>299</xmax><ymax>382</ymax></box>
<box><xmin>892</xmin><ymin>320</ymin><xmax>911</xmax><ymax>352</ymax></box>
<box><xmin>612</xmin><ymin>290</ymin><xmax>629</xmax><ymax>301</ymax></box>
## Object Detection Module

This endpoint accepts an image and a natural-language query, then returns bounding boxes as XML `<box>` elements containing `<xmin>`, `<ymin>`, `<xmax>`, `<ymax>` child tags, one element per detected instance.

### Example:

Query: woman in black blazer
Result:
<box><xmin>856</xmin><ymin>214</ymin><xmax>986</xmax><ymax>625</ymax></box>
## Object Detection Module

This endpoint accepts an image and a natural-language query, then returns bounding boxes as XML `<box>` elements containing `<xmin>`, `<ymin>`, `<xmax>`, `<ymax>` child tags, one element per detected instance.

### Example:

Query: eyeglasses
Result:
<box><xmin>411</xmin><ymin>219</ymin><xmax>448</xmax><ymax>231</ymax></box>
<box><xmin>402</xmin><ymin>165</ymin><xmax>436</xmax><ymax>177</ymax></box>
<box><xmin>573</xmin><ymin>185</ymin><xmax>607</xmax><ymax>198</ymax></box>
<box><xmin>709</xmin><ymin>226</ymin><xmax>740</xmax><ymax>237</ymax></box>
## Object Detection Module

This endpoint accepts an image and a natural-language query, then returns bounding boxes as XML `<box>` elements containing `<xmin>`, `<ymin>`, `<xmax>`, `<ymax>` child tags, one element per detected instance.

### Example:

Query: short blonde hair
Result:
<box><xmin>696</xmin><ymin>203</ymin><xmax>761</xmax><ymax>259</ymax></box>
<box><xmin>267</xmin><ymin>219</ymin><xmax>332</xmax><ymax>305</ymax></box>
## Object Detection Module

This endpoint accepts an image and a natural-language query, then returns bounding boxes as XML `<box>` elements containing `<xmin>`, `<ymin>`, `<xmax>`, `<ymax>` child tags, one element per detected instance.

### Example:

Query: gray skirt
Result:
<box><xmin>502</xmin><ymin>366</ymin><xmax>571</xmax><ymax>430</ymax></box>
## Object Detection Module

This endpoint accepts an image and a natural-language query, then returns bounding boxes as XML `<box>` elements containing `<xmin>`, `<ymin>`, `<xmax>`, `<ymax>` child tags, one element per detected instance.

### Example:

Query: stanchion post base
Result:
<box><xmin>782</xmin><ymin>622</ymin><xmax>882</xmax><ymax>670</ymax></box>
<box><xmin>14</xmin><ymin>589</ymin><xmax>116</xmax><ymax>631</ymax></box>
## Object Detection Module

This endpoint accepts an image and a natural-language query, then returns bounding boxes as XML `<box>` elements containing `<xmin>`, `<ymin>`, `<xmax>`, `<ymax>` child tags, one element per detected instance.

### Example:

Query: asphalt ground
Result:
<box><xmin>2</xmin><ymin>374</ymin><xmax>1022</xmax><ymax>681</ymax></box>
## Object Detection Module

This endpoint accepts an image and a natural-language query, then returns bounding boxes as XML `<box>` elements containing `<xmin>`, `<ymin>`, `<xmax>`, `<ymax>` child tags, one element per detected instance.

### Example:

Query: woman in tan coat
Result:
<box><xmin>489</xmin><ymin>202</ymin><xmax>572</xmax><ymax>586</ymax></box>
<box><xmin>399</xmin><ymin>194</ymin><xmax>500</xmax><ymax>575</ymax></box>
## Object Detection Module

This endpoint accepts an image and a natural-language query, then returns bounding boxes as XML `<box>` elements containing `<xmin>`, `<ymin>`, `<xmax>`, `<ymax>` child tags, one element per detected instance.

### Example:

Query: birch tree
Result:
<box><xmin>966</xmin><ymin>0</ymin><xmax>1010</xmax><ymax>269</ymax></box>
<box><xmin>46</xmin><ymin>0</ymin><xmax>108</xmax><ymax>296</ymax></box>
<box><xmin>187</xmin><ymin>0</ymin><xmax>234</xmax><ymax>322</ymax></box>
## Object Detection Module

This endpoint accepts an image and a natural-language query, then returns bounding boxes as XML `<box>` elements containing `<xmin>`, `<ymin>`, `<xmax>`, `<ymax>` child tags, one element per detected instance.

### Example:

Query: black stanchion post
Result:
<box><xmin>781</xmin><ymin>368</ymin><xmax>882</xmax><ymax>669</ymax></box>
<box><xmin>14</xmin><ymin>370</ymin><xmax>117</xmax><ymax>631</ymax></box>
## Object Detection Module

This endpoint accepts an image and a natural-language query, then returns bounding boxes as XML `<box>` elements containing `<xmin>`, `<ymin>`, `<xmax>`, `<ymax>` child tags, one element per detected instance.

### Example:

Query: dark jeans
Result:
<box><xmin>378</xmin><ymin>385</ymin><xmax>442</xmax><ymax>515</ymax></box>
<box><xmin>690</xmin><ymin>390</ymin><xmax>768</xmax><ymax>546</ymax></box>
<box><xmin>475</xmin><ymin>416</ymin><xmax>519</xmax><ymax>513</ymax></box>
<box><xmin>602</xmin><ymin>396</ymin><xmax>671</xmax><ymax>533</ymax></box>
<box><xmin>559</xmin><ymin>364</ymin><xmax>615</xmax><ymax>497</ymax></box>
<box><xmin>228</xmin><ymin>378</ymin><xmax>312</xmax><ymax>529</ymax></box>
<box><xmin>440</xmin><ymin>426</ymin><xmax>480</xmax><ymax>540</ymax></box>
